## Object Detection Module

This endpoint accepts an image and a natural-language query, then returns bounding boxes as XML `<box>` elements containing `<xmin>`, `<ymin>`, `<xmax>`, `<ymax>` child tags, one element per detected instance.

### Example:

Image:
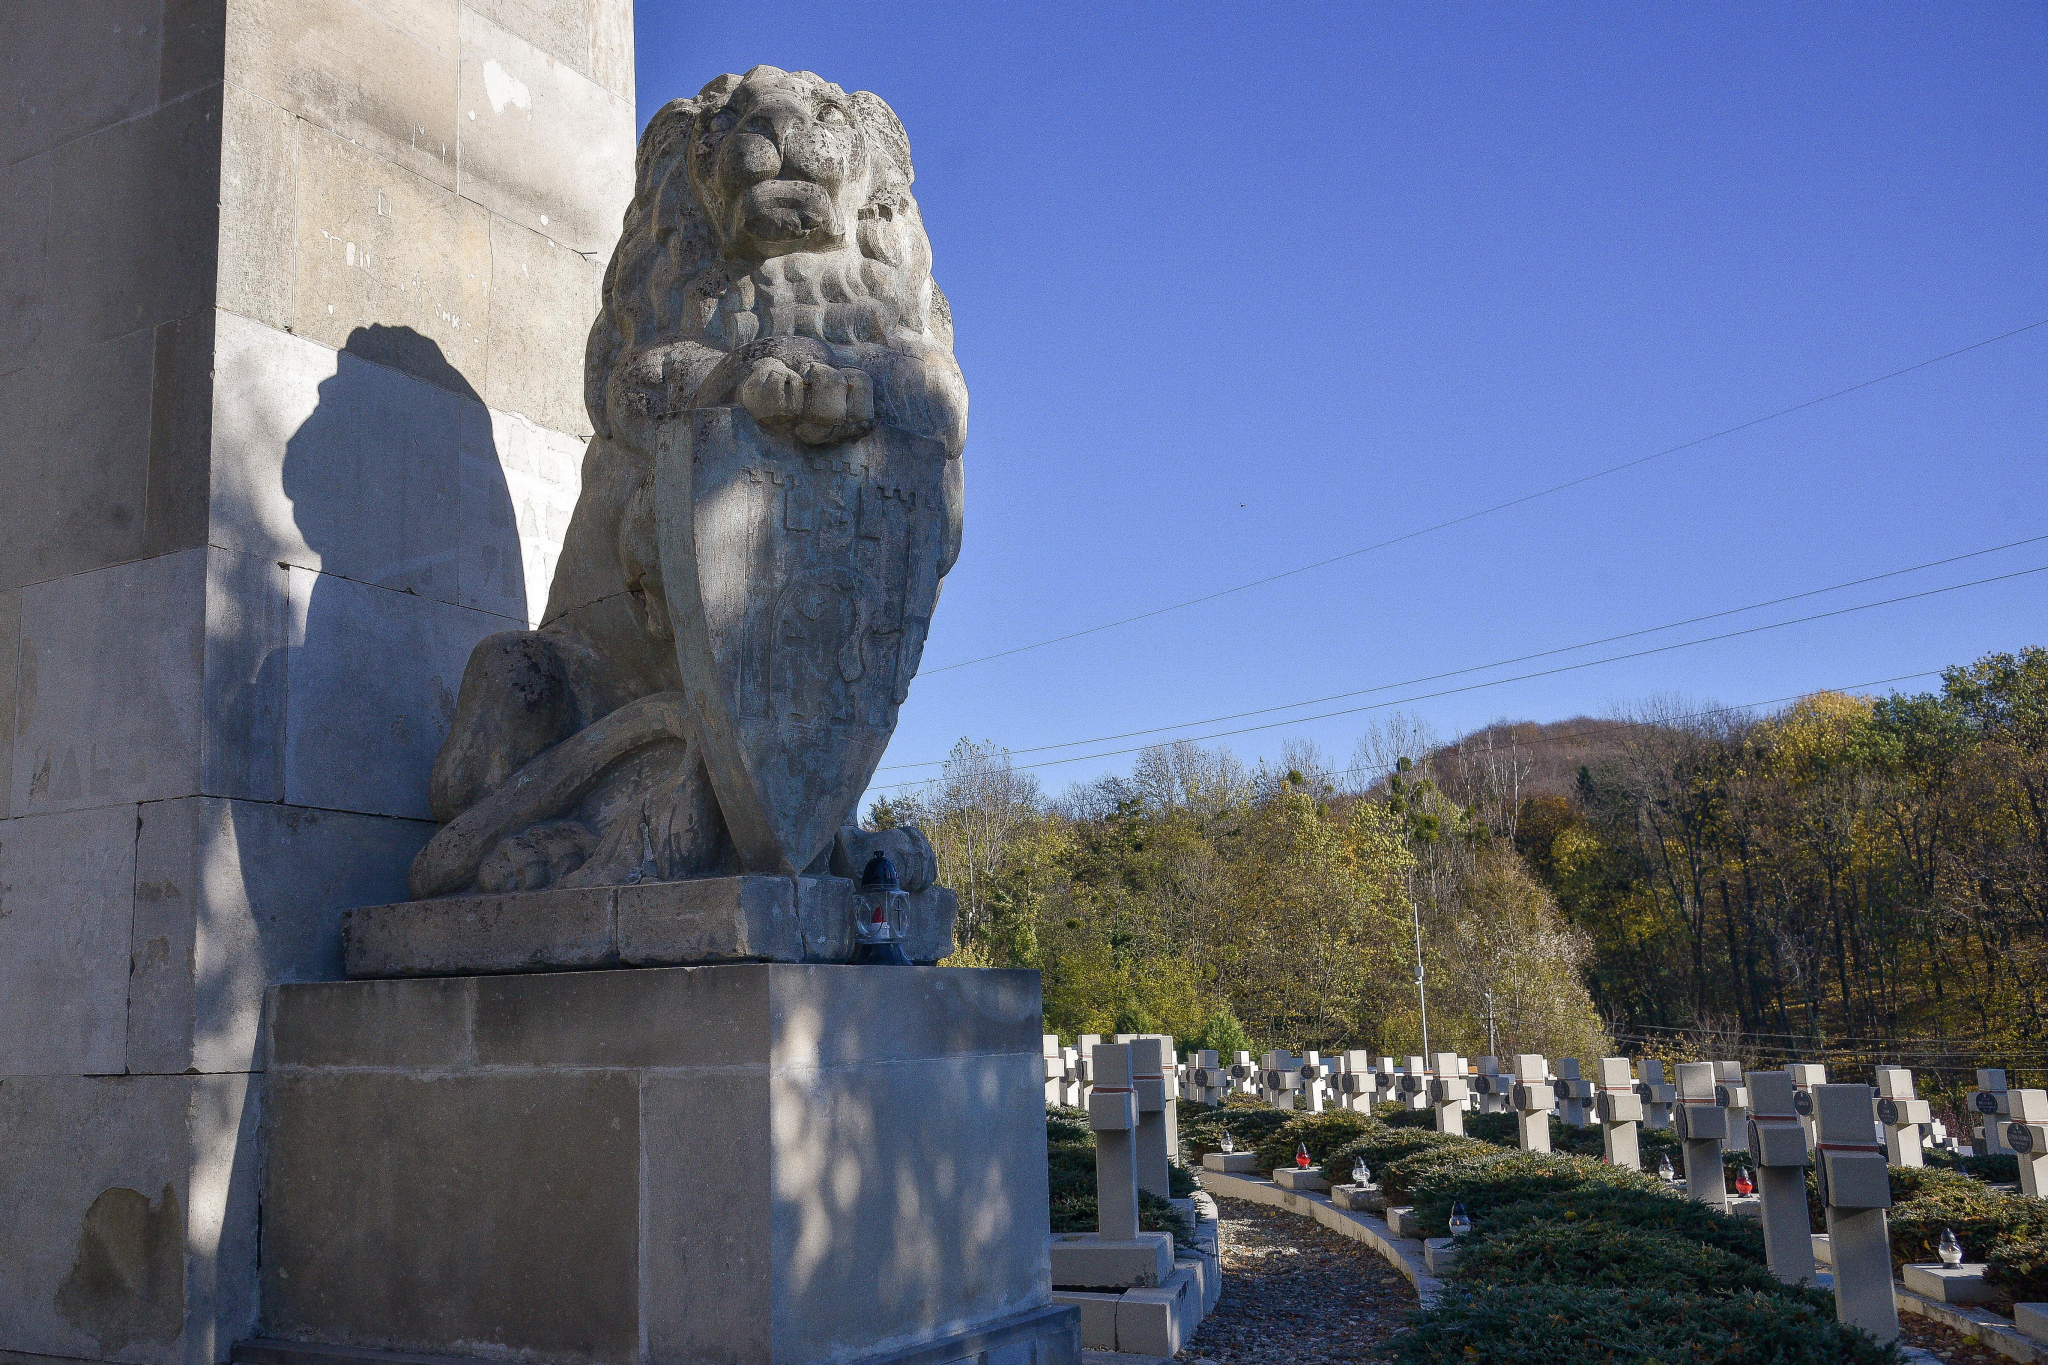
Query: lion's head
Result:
<box><xmin>586</xmin><ymin>66</ymin><xmax>952</xmax><ymax>443</ymax></box>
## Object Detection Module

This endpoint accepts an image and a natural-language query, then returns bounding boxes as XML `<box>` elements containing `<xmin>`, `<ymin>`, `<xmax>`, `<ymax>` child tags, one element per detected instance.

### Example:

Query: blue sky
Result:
<box><xmin>632</xmin><ymin>2</ymin><xmax>2048</xmax><ymax>802</ymax></box>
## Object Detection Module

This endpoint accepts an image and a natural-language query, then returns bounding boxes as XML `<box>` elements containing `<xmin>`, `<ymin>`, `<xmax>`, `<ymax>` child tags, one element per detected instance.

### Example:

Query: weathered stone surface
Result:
<box><xmin>0</xmin><ymin>589</ymin><xmax>17</xmax><ymax>819</ymax></box>
<box><xmin>283</xmin><ymin>567</ymin><xmax>515</xmax><ymax>820</ymax></box>
<box><xmin>1049</xmin><ymin>1233</ymin><xmax>1175</xmax><ymax>1290</ymax></box>
<box><xmin>420</xmin><ymin>65</ymin><xmax>968</xmax><ymax>898</ymax></box>
<box><xmin>212</xmin><ymin>314</ymin><xmax>467</xmax><ymax>601</ymax></box>
<box><xmin>291</xmin><ymin>119</ymin><xmax>491</xmax><ymax>378</ymax></box>
<box><xmin>480</xmin><ymin>215</ymin><xmax>604</xmax><ymax>436</ymax></box>
<box><xmin>462</xmin><ymin>0</ymin><xmax>590</xmax><ymax>86</ymax></box>
<box><xmin>261</xmin><ymin>966</ymin><xmax>1058</xmax><ymax>1365</ymax></box>
<box><xmin>587</xmin><ymin>0</ymin><xmax>634</xmax><ymax>102</ymax></box>
<box><xmin>0</xmin><ymin>147</ymin><xmax>52</xmax><ymax>378</ymax></box>
<box><xmin>0</xmin><ymin>328</ymin><xmax>155</xmax><ymax>591</ymax></box>
<box><xmin>13</xmin><ymin>550</ymin><xmax>206</xmax><ymax>814</ymax></box>
<box><xmin>217</xmin><ymin>83</ymin><xmax>300</xmax><ymax>331</ymax></box>
<box><xmin>0</xmin><ymin>0</ymin><xmax>166</xmax><ymax>165</ymax></box>
<box><xmin>453</xmin><ymin>9</ymin><xmax>634</xmax><ymax>254</ymax></box>
<box><xmin>342</xmin><ymin>872</ymin><xmax>957</xmax><ymax>976</ymax></box>
<box><xmin>43</xmin><ymin>87</ymin><xmax>221</xmax><ymax>355</ymax></box>
<box><xmin>0</xmin><ymin>804</ymin><xmax>139</xmax><ymax>1076</ymax></box>
<box><xmin>0</xmin><ymin>1072</ymin><xmax>260</xmax><ymax>1365</ymax></box>
<box><xmin>263</xmin><ymin>1069</ymin><xmax>642</xmax><ymax>1357</ymax></box>
<box><xmin>344</xmin><ymin>885</ymin><xmax>617</xmax><ymax>978</ymax></box>
<box><xmin>128</xmin><ymin>798</ymin><xmax>433</xmax><ymax>1076</ymax></box>
<box><xmin>225</xmin><ymin>0</ymin><xmax>461</xmax><ymax>191</ymax></box>
<box><xmin>458</xmin><ymin>406</ymin><xmax>583</xmax><ymax>626</ymax></box>
<box><xmin>618</xmin><ymin>873</ymin><xmax>810</xmax><ymax>964</ymax></box>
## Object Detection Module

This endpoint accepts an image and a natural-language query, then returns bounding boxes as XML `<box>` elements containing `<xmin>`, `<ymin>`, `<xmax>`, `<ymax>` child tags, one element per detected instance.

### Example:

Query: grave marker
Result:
<box><xmin>1814</xmin><ymin>1083</ymin><xmax>1900</xmax><ymax>1344</ymax></box>
<box><xmin>1131</xmin><ymin>1037</ymin><xmax>1173</xmax><ymax>1198</ymax></box>
<box><xmin>1511</xmin><ymin>1054</ymin><xmax>1552</xmax><ymax>1152</ymax></box>
<box><xmin>1554</xmin><ymin>1058</ymin><xmax>1594</xmax><ymax>1126</ymax></box>
<box><xmin>1430</xmin><ymin>1051</ymin><xmax>1470</xmax><ymax>1136</ymax></box>
<box><xmin>1874</xmin><ymin>1067</ymin><xmax>1930</xmax><ymax>1169</ymax></box>
<box><xmin>1635</xmin><ymin>1057</ymin><xmax>1677</xmax><ymax>1130</ymax></box>
<box><xmin>1675</xmin><ymin>1062</ymin><xmax>1729</xmax><ymax>1208</ymax></box>
<box><xmin>2004</xmin><ymin>1089</ymin><xmax>2048</xmax><ymax>1197</ymax></box>
<box><xmin>1595</xmin><ymin>1056</ymin><xmax>1643</xmax><ymax>1169</ymax></box>
<box><xmin>1746</xmin><ymin>1071</ymin><xmax>1819</xmax><ymax>1286</ymax></box>
<box><xmin>1971</xmin><ymin>1069</ymin><xmax>2015</xmax><ymax>1156</ymax></box>
<box><xmin>1789</xmin><ymin>1063</ymin><xmax>1827</xmax><ymax>1150</ymax></box>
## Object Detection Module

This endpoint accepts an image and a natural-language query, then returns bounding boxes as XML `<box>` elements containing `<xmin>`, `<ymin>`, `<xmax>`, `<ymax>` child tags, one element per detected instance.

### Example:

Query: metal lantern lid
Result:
<box><xmin>861</xmin><ymin>850</ymin><xmax>901</xmax><ymax>894</ymax></box>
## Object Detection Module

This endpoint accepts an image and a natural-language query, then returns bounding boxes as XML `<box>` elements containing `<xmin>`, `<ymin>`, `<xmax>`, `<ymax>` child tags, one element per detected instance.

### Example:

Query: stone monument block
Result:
<box><xmin>256</xmin><ymin>965</ymin><xmax>1073</xmax><ymax>1365</ymax></box>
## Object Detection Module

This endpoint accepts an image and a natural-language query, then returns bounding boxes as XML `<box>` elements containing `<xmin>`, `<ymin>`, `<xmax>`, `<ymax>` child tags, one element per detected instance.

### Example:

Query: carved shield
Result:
<box><xmin>655</xmin><ymin>408</ymin><xmax>948</xmax><ymax>875</ymax></box>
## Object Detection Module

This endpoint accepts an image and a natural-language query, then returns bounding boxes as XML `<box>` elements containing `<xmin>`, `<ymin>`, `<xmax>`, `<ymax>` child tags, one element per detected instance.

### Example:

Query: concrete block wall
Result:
<box><xmin>0</xmin><ymin>2</ymin><xmax>635</xmax><ymax>1361</ymax></box>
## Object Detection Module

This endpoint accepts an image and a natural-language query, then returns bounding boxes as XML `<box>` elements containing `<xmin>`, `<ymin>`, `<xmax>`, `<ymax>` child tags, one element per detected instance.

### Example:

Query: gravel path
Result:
<box><xmin>1176</xmin><ymin>1195</ymin><xmax>1415</xmax><ymax>1364</ymax></box>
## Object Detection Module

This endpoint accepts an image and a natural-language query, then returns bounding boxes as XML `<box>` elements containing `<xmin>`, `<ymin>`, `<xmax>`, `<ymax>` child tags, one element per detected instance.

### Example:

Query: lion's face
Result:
<box><xmin>689</xmin><ymin>69</ymin><xmax>873</xmax><ymax>262</ymax></box>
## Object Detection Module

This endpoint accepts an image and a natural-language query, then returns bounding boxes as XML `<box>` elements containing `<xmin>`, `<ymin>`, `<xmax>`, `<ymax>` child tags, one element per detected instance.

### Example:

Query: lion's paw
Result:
<box><xmin>737</xmin><ymin>356</ymin><xmax>874</xmax><ymax>446</ymax></box>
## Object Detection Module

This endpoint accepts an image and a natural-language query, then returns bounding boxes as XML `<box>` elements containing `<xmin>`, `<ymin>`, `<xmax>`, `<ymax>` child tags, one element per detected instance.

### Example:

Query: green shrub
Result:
<box><xmin>1407</xmin><ymin>1150</ymin><xmax>1665</xmax><ymax>1238</ymax></box>
<box><xmin>1177</xmin><ymin>1103</ymin><xmax>1294</xmax><ymax>1163</ymax></box>
<box><xmin>1375</xmin><ymin>1101</ymin><xmax>1438</xmax><ymax>1128</ymax></box>
<box><xmin>1252</xmin><ymin>1109</ymin><xmax>1376</xmax><ymax>1173</ymax></box>
<box><xmin>1925</xmin><ymin>1148</ymin><xmax>2021</xmax><ymax>1184</ymax></box>
<box><xmin>1325</xmin><ymin>1125</ymin><xmax>1468</xmax><ymax>1182</ymax></box>
<box><xmin>1045</xmin><ymin>1106</ymin><xmax>1196</xmax><ymax>1243</ymax></box>
<box><xmin>1379</xmin><ymin>1144</ymin><xmax>1509</xmax><ymax>1212</ymax></box>
<box><xmin>1987</xmin><ymin>1230</ymin><xmax>2048</xmax><ymax>1301</ymax></box>
<box><xmin>1463</xmin><ymin>1112</ymin><xmax>1521</xmax><ymax>1147</ymax></box>
<box><xmin>1384</xmin><ymin>1285</ymin><xmax>1900</xmax><ymax>1365</ymax></box>
<box><xmin>1447</xmin><ymin>1223</ymin><xmax>1822</xmax><ymax>1303</ymax></box>
<box><xmin>1885</xmin><ymin>1176</ymin><xmax>2048</xmax><ymax>1269</ymax></box>
<box><xmin>1477</xmin><ymin>1185</ymin><xmax>1767</xmax><ymax>1262</ymax></box>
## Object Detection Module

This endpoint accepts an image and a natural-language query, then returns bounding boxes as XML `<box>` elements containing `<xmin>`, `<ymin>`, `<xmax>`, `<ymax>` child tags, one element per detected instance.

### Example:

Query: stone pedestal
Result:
<box><xmin>343</xmin><ymin>877</ymin><xmax>958</xmax><ymax>977</ymax></box>
<box><xmin>251</xmin><ymin>964</ymin><xmax>1076</xmax><ymax>1365</ymax></box>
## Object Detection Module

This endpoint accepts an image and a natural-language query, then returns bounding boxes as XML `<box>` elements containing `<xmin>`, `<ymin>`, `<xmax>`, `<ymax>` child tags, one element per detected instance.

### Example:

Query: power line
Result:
<box><xmin>920</xmin><ymin>317</ymin><xmax>2048</xmax><ymax>677</ymax></box>
<box><xmin>880</xmin><ymin>534</ymin><xmax>2048</xmax><ymax>771</ymax></box>
<box><xmin>872</xmin><ymin>563</ymin><xmax>2046</xmax><ymax>791</ymax></box>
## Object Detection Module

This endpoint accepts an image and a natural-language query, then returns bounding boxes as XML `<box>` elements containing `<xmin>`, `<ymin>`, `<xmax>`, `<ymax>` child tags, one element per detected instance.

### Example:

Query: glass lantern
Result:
<box><xmin>851</xmin><ymin>851</ymin><xmax>913</xmax><ymax>965</ymax></box>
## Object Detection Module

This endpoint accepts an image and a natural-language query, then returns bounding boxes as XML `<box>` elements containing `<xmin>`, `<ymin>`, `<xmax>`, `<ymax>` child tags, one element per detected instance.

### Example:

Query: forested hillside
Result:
<box><xmin>880</xmin><ymin>646</ymin><xmax>2048</xmax><ymax>1090</ymax></box>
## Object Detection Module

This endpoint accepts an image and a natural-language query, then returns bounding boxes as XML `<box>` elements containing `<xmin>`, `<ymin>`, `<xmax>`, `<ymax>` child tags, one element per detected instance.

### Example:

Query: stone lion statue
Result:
<box><xmin>409</xmin><ymin>66</ymin><xmax>965</xmax><ymax>900</ymax></box>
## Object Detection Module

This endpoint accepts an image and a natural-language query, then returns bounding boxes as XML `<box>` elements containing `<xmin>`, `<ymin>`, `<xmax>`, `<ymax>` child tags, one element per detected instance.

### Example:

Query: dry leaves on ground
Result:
<box><xmin>1901</xmin><ymin>1312</ymin><xmax>2024</xmax><ymax>1364</ymax></box>
<box><xmin>1177</xmin><ymin>1196</ymin><xmax>1415</xmax><ymax>1364</ymax></box>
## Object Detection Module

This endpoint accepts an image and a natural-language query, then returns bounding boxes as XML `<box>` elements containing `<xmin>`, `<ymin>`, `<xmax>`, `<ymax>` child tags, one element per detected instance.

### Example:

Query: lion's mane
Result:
<box><xmin>583</xmin><ymin>66</ymin><xmax>954</xmax><ymax>443</ymax></box>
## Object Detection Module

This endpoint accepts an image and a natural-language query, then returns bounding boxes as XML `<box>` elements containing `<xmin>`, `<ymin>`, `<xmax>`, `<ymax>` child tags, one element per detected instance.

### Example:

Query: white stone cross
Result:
<box><xmin>1510</xmin><ymin>1053</ymin><xmax>1552</xmax><ymax>1153</ymax></box>
<box><xmin>1874</xmin><ymin>1067</ymin><xmax>1930</xmax><ymax>1169</ymax></box>
<box><xmin>1814</xmin><ymin>1082</ymin><xmax>1900</xmax><ymax>1344</ymax></box>
<box><xmin>1635</xmin><ymin>1057</ymin><xmax>1676</xmax><ymax>1130</ymax></box>
<box><xmin>1088</xmin><ymin>1043</ymin><xmax>1142</xmax><ymax>1242</ymax></box>
<box><xmin>1744</xmin><ymin>1070</ymin><xmax>1818</xmax><ymax>1286</ymax></box>
<box><xmin>1429</xmin><ymin>1051</ymin><xmax>1470</xmax><ymax>1136</ymax></box>
<box><xmin>1261</xmin><ymin>1050</ymin><xmax>1300</xmax><ymax>1111</ymax></box>
<box><xmin>1042</xmin><ymin>1033</ymin><xmax>1067</xmax><ymax>1106</ymax></box>
<box><xmin>1297</xmin><ymin>1051</ymin><xmax>1329</xmax><ymax>1114</ymax></box>
<box><xmin>2004</xmin><ymin>1089</ymin><xmax>2048</xmax><ymax>1197</ymax></box>
<box><xmin>1552</xmin><ymin>1057</ymin><xmax>1594</xmax><ymax>1127</ymax></box>
<box><xmin>1594</xmin><ymin>1056</ymin><xmax>1642</xmax><ymax>1169</ymax></box>
<box><xmin>1674</xmin><ymin>1061</ymin><xmax>1729</xmax><ymax>1209</ymax></box>
<box><xmin>1971</xmin><ymin>1068</ymin><xmax>2014</xmax><ymax>1156</ymax></box>
<box><xmin>1400</xmin><ymin>1054</ymin><xmax>1433</xmax><ymax>1111</ymax></box>
<box><xmin>1788</xmin><ymin>1062</ymin><xmax>1827</xmax><ymax>1150</ymax></box>
<box><xmin>1713</xmin><ymin>1060</ymin><xmax>1750</xmax><ymax>1139</ymax></box>
<box><xmin>1130</xmin><ymin>1036</ymin><xmax>1173</xmax><ymax>1199</ymax></box>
